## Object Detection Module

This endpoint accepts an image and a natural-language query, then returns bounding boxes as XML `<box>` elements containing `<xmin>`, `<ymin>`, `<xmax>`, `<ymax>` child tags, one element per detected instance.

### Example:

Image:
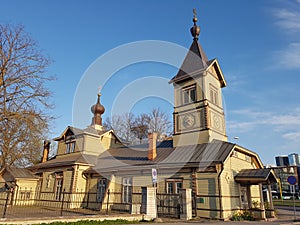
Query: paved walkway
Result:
<box><xmin>0</xmin><ymin>206</ymin><xmax>300</xmax><ymax>225</ymax></box>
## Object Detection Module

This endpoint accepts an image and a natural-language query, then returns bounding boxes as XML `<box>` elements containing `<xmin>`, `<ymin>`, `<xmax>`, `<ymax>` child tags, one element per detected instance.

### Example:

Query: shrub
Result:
<box><xmin>230</xmin><ymin>210</ymin><xmax>254</xmax><ymax>221</ymax></box>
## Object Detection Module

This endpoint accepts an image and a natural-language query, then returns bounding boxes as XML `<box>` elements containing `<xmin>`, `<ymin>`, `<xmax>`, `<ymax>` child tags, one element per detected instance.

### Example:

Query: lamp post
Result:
<box><xmin>233</xmin><ymin>136</ymin><xmax>239</xmax><ymax>144</ymax></box>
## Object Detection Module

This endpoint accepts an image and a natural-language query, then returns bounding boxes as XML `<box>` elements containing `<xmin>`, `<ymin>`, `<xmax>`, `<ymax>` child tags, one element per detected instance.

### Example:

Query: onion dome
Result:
<box><xmin>190</xmin><ymin>8</ymin><xmax>200</xmax><ymax>40</ymax></box>
<box><xmin>91</xmin><ymin>92</ymin><xmax>105</xmax><ymax>126</ymax></box>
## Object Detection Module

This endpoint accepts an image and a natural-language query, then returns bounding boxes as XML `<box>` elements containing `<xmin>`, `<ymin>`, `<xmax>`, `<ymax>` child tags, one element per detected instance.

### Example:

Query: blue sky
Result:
<box><xmin>2</xmin><ymin>0</ymin><xmax>300</xmax><ymax>165</ymax></box>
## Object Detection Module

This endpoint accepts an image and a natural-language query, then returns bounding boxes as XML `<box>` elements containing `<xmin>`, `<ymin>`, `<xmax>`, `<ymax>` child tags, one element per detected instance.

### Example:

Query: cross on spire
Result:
<box><xmin>190</xmin><ymin>8</ymin><xmax>200</xmax><ymax>40</ymax></box>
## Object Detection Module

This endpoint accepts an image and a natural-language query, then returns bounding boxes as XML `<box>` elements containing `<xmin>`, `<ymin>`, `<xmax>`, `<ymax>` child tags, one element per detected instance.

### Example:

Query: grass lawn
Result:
<box><xmin>273</xmin><ymin>199</ymin><xmax>300</xmax><ymax>207</ymax></box>
<box><xmin>37</xmin><ymin>219</ymin><xmax>148</xmax><ymax>225</ymax></box>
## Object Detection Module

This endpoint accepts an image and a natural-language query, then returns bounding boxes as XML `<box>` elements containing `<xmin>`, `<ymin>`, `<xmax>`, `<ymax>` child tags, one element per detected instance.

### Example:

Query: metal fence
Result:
<box><xmin>156</xmin><ymin>193</ymin><xmax>182</xmax><ymax>218</ymax></box>
<box><xmin>0</xmin><ymin>188</ymin><xmax>183</xmax><ymax>219</ymax></box>
<box><xmin>0</xmin><ymin>189</ymin><xmax>142</xmax><ymax>219</ymax></box>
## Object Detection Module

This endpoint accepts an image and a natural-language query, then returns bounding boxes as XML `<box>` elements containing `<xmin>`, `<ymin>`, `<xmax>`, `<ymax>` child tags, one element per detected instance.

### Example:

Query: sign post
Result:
<box><xmin>287</xmin><ymin>175</ymin><xmax>297</xmax><ymax>221</ymax></box>
<box><xmin>152</xmin><ymin>168</ymin><xmax>158</xmax><ymax>187</ymax></box>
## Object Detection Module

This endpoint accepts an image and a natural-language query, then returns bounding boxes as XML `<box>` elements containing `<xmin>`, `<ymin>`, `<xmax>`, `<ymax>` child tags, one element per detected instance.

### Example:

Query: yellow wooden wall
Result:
<box><xmin>220</xmin><ymin>149</ymin><xmax>261</xmax><ymax>219</ymax></box>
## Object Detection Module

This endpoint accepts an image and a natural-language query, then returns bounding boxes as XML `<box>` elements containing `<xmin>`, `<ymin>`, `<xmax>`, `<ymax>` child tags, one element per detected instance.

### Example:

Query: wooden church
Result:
<box><xmin>0</xmin><ymin>10</ymin><xmax>277</xmax><ymax>220</ymax></box>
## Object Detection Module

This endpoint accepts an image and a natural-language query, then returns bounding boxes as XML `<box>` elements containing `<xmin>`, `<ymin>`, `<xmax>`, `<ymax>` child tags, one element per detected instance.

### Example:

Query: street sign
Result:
<box><xmin>290</xmin><ymin>185</ymin><xmax>296</xmax><ymax>194</ymax></box>
<box><xmin>287</xmin><ymin>176</ymin><xmax>297</xmax><ymax>185</ymax></box>
<box><xmin>152</xmin><ymin>168</ymin><xmax>158</xmax><ymax>184</ymax></box>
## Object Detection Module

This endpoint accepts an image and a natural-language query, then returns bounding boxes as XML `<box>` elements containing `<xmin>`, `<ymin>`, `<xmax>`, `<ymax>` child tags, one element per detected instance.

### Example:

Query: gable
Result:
<box><xmin>206</xmin><ymin>59</ymin><xmax>226</xmax><ymax>88</ymax></box>
<box><xmin>53</xmin><ymin>126</ymin><xmax>83</xmax><ymax>141</ymax></box>
<box><xmin>223</xmin><ymin>145</ymin><xmax>264</xmax><ymax>169</ymax></box>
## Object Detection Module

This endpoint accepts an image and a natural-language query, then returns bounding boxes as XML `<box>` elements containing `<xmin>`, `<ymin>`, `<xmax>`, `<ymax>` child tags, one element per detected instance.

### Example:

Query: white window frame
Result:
<box><xmin>182</xmin><ymin>85</ymin><xmax>196</xmax><ymax>104</ymax></box>
<box><xmin>55</xmin><ymin>172</ymin><xmax>63</xmax><ymax>200</ymax></box>
<box><xmin>166</xmin><ymin>179</ymin><xmax>183</xmax><ymax>194</ymax></box>
<box><xmin>122</xmin><ymin>177</ymin><xmax>132</xmax><ymax>203</ymax></box>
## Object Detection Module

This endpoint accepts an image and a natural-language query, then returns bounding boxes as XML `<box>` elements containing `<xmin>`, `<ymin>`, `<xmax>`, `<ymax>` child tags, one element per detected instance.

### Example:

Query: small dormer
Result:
<box><xmin>51</xmin><ymin>92</ymin><xmax>124</xmax><ymax>158</ymax></box>
<box><xmin>54</xmin><ymin>126</ymin><xmax>81</xmax><ymax>156</ymax></box>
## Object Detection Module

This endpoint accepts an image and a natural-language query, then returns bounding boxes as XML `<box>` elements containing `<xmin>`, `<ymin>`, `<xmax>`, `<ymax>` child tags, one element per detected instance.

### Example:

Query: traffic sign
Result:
<box><xmin>152</xmin><ymin>168</ymin><xmax>157</xmax><ymax>184</ymax></box>
<box><xmin>287</xmin><ymin>176</ymin><xmax>297</xmax><ymax>185</ymax></box>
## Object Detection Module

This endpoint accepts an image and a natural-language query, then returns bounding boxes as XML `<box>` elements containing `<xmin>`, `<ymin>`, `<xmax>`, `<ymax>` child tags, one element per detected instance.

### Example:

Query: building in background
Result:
<box><xmin>288</xmin><ymin>153</ymin><xmax>300</xmax><ymax>166</ymax></box>
<box><xmin>275</xmin><ymin>156</ymin><xmax>289</xmax><ymax>167</ymax></box>
<box><xmin>271</xmin><ymin>153</ymin><xmax>300</xmax><ymax>197</ymax></box>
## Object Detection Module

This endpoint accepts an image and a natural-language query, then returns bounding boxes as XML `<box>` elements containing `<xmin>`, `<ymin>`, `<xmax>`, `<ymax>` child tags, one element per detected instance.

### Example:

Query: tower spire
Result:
<box><xmin>190</xmin><ymin>8</ymin><xmax>200</xmax><ymax>40</ymax></box>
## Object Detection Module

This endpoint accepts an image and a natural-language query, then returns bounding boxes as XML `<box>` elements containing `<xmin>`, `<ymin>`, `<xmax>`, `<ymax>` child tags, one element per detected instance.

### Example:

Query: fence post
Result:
<box><xmin>141</xmin><ymin>187</ymin><xmax>157</xmax><ymax>220</ymax></box>
<box><xmin>179</xmin><ymin>188</ymin><xmax>192</xmax><ymax>220</ymax></box>
<box><xmin>2</xmin><ymin>190</ymin><xmax>10</xmax><ymax>218</ymax></box>
<box><xmin>60</xmin><ymin>189</ymin><xmax>65</xmax><ymax>217</ymax></box>
<box><xmin>86</xmin><ymin>191</ymin><xmax>90</xmax><ymax>208</ymax></box>
<box><xmin>106</xmin><ymin>189</ymin><xmax>110</xmax><ymax>214</ymax></box>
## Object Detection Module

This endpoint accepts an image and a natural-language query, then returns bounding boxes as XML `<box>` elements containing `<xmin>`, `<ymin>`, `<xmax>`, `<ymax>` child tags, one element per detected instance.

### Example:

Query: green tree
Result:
<box><xmin>0</xmin><ymin>24</ymin><xmax>53</xmax><ymax>170</ymax></box>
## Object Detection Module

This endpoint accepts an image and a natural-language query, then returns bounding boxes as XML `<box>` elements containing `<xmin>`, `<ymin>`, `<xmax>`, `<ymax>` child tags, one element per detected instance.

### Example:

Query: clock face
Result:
<box><xmin>182</xmin><ymin>114</ymin><xmax>195</xmax><ymax>128</ymax></box>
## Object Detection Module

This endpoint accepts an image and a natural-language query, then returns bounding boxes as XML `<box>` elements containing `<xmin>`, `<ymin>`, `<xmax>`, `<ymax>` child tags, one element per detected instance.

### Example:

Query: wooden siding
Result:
<box><xmin>83</xmin><ymin>135</ymin><xmax>103</xmax><ymax>155</ymax></box>
<box><xmin>76</xmin><ymin>165</ymin><xmax>90</xmax><ymax>192</ymax></box>
<box><xmin>196</xmin><ymin>172</ymin><xmax>221</xmax><ymax>219</ymax></box>
<box><xmin>221</xmin><ymin>150</ymin><xmax>261</xmax><ymax>219</ymax></box>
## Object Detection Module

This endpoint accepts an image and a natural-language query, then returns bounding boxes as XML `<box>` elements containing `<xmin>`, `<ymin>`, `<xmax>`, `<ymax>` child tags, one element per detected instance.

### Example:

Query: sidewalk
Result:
<box><xmin>0</xmin><ymin>207</ymin><xmax>299</xmax><ymax>225</ymax></box>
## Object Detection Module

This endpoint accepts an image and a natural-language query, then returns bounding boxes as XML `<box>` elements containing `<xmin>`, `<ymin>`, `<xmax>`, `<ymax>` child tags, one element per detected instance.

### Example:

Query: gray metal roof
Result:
<box><xmin>235</xmin><ymin>168</ymin><xmax>278</xmax><ymax>184</ymax></box>
<box><xmin>170</xmin><ymin>40</ymin><xmax>209</xmax><ymax>83</ymax></box>
<box><xmin>30</xmin><ymin>153</ymin><xmax>97</xmax><ymax>170</ymax></box>
<box><xmin>87</xmin><ymin>140</ymin><xmax>235</xmax><ymax>173</ymax></box>
<box><xmin>5</xmin><ymin>167</ymin><xmax>37</xmax><ymax>179</ymax></box>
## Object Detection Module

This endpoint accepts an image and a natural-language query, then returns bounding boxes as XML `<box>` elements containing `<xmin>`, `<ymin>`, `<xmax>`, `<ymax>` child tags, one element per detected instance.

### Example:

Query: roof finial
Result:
<box><xmin>193</xmin><ymin>8</ymin><xmax>197</xmax><ymax>23</ymax></box>
<box><xmin>98</xmin><ymin>85</ymin><xmax>102</xmax><ymax>97</ymax></box>
<box><xmin>190</xmin><ymin>8</ymin><xmax>200</xmax><ymax>40</ymax></box>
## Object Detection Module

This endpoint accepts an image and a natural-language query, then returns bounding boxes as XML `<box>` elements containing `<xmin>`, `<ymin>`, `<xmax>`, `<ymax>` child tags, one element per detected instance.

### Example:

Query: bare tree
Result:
<box><xmin>104</xmin><ymin>108</ymin><xmax>172</xmax><ymax>144</ymax></box>
<box><xmin>131</xmin><ymin>113</ymin><xmax>150</xmax><ymax>144</ymax></box>
<box><xmin>104</xmin><ymin>112</ymin><xmax>136</xmax><ymax>143</ymax></box>
<box><xmin>148</xmin><ymin>107</ymin><xmax>172</xmax><ymax>140</ymax></box>
<box><xmin>0</xmin><ymin>24</ymin><xmax>53</xmax><ymax>170</ymax></box>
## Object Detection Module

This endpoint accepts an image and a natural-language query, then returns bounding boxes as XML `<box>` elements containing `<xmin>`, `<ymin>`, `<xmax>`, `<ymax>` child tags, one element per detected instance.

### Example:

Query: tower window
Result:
<box><xmin>182</xmin><ymin>85</ymin><xmax>196</xmax><ymax>104</ymax></box>
<box><xmin>210</xmin><ymin>85</ymin><xmax>218</xmax><ymax>105</ymax></box>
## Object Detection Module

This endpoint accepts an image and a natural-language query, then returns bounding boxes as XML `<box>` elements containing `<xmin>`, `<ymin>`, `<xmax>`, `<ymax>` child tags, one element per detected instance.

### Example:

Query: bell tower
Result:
<box><xmin>170</xmin><ymin>9</ymin><xmax>228</xmax><ymax>147</ymax></box>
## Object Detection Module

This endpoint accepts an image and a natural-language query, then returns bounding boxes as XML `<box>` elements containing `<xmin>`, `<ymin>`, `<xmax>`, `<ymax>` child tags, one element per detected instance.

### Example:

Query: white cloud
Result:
<box><xmin>224</xmin><ymin>73</ymin><xmax>246</xmax><ymax>89</ymax></box>
<box><xmin>282</xmin><ymin>132</ymin><xmax>300</xmax><ymax>141</ymax></box>
<box><xmin>229</xmin><ymin>108</ymin><xmax>300</xmax><ymax>138</ymax></box>
<box><xmin>231</xmin><ymin>109</ymin><xmax>271</xmax><ymax>118</ymax></box>
<box><xmin>273</xmin><ymin>43</ymin><xmax>300</xmax><ymax>69</ymax></box>
<box><xmin>274</xmin><ymin>8</ymin><xmax>300</xmax><ymax>31</ymax></box>
<box><xmin>268</xmin><ymin>114</ymin><xmax>300</xmax><ymax>126</ymax></box>
<box><xmin>227</xmin><ymin>121</ymin><xmax>256</xmax><ymax>132</ymax></box>
<box><xmin>270</xmin><ymin>4</ymin><xmax>300</xmax><ymax>69</ymax></box>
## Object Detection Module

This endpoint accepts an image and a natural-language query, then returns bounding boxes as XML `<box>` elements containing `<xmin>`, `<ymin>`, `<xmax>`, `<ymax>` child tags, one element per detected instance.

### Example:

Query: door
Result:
<box><xmin>240</xmin><ymin>186</ymin><xmax>249</xmax><ymax>209</ymax></box>
<box><xmin>96</xmin><ymin>179</ymin><xmax>107</xmax><ymax>203</ymax></box>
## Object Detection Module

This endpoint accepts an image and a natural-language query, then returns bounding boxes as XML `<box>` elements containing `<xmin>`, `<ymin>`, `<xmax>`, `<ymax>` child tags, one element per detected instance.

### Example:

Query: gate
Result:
<box><xmin>156</xmin><ymin>193</ymin><xmax>182</xmax><ymax>218</ymax></box>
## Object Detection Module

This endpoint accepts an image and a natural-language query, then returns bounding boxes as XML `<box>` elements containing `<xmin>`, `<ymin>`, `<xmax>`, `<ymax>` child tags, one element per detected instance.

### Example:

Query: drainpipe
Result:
<box><xmin>41</xmin><ymin>140</ymin><xmax>50</xmax><ymax>163</ymax></box>
<box><xmin>217</xmin><ymin>164</ymin><xmax>223</xmax><ymax>220</ymax></box>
